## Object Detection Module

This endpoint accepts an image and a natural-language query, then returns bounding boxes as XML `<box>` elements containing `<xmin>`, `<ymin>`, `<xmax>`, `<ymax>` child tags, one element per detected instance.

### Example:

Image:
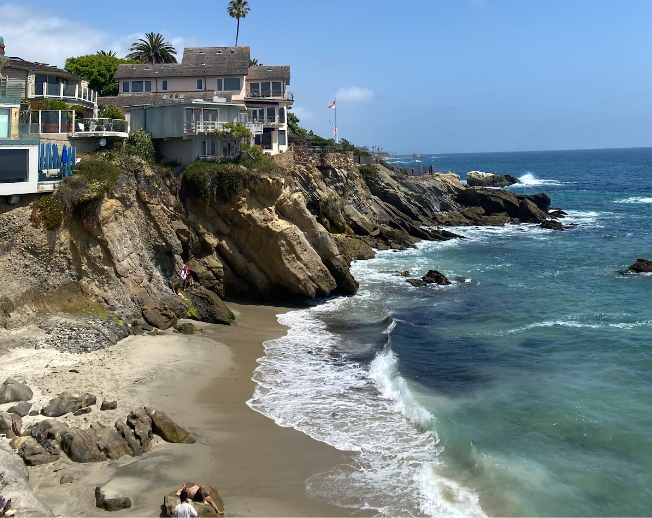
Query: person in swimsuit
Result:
<box><xmin>176</xmin><ymin>484</ymin><xmax>223</xmax><ymax>515</ymax></box>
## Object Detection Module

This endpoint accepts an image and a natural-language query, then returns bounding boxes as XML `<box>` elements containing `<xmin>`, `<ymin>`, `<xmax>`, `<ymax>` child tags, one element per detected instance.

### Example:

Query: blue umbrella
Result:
<box><xmin>61</xmin><ymin>145</ymin><xmax>68</xmax><ymax>176</ymax></box>
<box><xmin>45</xmin><ymin>143</ymin><xmax>51</xmax><ymax>170</ymax></box>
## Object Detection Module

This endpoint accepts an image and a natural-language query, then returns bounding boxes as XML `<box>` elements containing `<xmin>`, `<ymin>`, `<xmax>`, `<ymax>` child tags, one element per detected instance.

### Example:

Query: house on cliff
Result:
<box><xmin>101</xmin><ymin>46</ymin><xmax>292</xmax><ymax>164</ymax></box>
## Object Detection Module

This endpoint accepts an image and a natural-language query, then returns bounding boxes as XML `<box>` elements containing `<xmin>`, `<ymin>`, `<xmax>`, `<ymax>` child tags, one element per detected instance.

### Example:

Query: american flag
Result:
<box><xmin>329</xmin><ymin>100</ymin><xmax>336</xmax><ymax>109</ymax></box>
<box><xmin>332</xmin><ymin>127</ymin><xmax>338</xmax><ymax>135</ymax></box>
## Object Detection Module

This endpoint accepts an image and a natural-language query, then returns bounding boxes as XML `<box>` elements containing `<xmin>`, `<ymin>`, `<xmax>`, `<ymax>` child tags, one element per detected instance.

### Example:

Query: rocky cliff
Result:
<box><xmin>0</xmin><ymin>154</ymin><xmax>557</xmax><ymax>340</ymax></box>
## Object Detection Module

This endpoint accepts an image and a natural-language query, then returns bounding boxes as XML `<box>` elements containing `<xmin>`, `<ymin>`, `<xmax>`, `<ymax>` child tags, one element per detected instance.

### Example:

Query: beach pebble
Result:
<box><xmin>101</xmin><ymin>400</ymin><xmax>118</xmax><ymax>411</ymax></box>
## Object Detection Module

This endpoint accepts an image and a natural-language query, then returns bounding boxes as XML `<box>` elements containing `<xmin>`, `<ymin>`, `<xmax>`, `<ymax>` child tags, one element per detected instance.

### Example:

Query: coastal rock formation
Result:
<box><xmin>60</xmin><ymin>427</ymin><xmax>107</xmax><ymax>463</ymax></box>
<box><xmin>100</xmin><ymin>400</ymin><xmax>118</xmax><ymax>411</ymax></box>
<box><xmin>115</xmin><ymin>418</ymin><xmax>143</xmax><ymax>456</ymax></box>
<box><xmin>628</xmin><ymin>258</ymin><xmax>652</xmax><ymax>273</ymax></box>
<box><xmin>466</xmin><ymin>171</ymin><xmax>520</xmax><ymax>187</ymax></box>
<box><xmin>40</xmin><ymin>391</ymin><xmax>96</xmax><ymax>417</ymax></box>
<box><xmin>89</xmin><ymin>422</ymin><xmax>132</xmax><ymax>460</ymax></box>
<box><xmin>163</xmin><ymin>484</ymin><xmax>224</xmax><ymax>517</ymax></box>
<box><xmin>18</xmin><ymin>437</ymin><xmax>60</xmax><ymax>466</ymax></box>
<box><xmin>145</xmin><ymin>407</ymin><xmax>195</xmax><ymax>444</ymax></box>
<box><xmin>7</xmin><ymin>401</ymin><xmax>32</xmax><ymax>417</ymax></box>
<box><xmin>0</xmin><ymin>411</ymin><xmax>22</xmax><ymax>438</ymax></box>
<box><xmin>95</xmin><ymin>485</ymin><xmax>132</xmax><ymax>512</ymax></box>
<box><xmin>126</xmin><ymin>408</ymin><xmax>153</xmax><ymax>453</ymax></box>
<box><xmin>183</xmin><ymin>285</ymin><xmax>234</xmax><ymax>324</ymax></box>
<box><xmin>422</xmin><ymin>270</ymin><xmax>452</xmax><ymax>285</ymax></box>
<box><xmin>0</xmin><ymin>377</ymin><xmax>33</xmax><ymax>404</ymax></box>
<box><xmin>540</xmin><ymin>220</ymin><xmax>564</xmax><ymax>231</ymax></box>
<box><xmin>0</xmin><ymin>441</ymin><xmax>54</xmax><ymax>516</ymax></box>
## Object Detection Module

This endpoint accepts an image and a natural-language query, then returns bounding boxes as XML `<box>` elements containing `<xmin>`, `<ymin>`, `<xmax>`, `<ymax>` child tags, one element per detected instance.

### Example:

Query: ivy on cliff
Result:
<box><xmin>184</xmin><ymin>161</ymin><xmax>245</xmax><ymax>205</ymax></box>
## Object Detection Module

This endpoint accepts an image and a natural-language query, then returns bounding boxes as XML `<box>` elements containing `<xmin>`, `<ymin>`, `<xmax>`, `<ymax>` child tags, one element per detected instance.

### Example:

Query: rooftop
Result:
<box><xmin>247</xmin><ymin>65</ymin><xmax>291</xmax><ymax>82</ymax></box>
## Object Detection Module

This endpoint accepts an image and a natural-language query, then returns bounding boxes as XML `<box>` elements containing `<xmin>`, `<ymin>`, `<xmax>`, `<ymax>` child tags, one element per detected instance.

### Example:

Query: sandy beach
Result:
<box><xmin>0</xmin><ymin>302</ymin><xmax>361</xmax><ymax>517</ymax></box>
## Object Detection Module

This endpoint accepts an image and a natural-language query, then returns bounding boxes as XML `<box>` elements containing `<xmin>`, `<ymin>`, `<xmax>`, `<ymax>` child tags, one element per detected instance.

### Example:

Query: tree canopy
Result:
<box><xmin>65</xmin><ymin>54</ymin><xmax>133</xmax><ymax>96</ymax></box>
<box><xmin>227</xmin><ymin>0</ymin><xmax>250</xmax><ymax>47</ymax></box>
<box><xmin>125</xmin><ymin>32</ymin><xmax>178</xmax><ymax>64</ymax></box>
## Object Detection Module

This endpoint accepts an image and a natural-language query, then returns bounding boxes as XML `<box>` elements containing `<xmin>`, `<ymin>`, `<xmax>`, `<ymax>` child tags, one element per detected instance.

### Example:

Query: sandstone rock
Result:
<box><xmin>7</xmin><ymin>401</ymin><xmax>32</xmax><ymax>417</ymax></box>
<box><xmin>529</xmin><ymin>193</ymin><xmax>552</xmax><ymax>212</ymax></box>
<box><xmin>184</xmin><ymin>285</ymin><xmax>234</xmax><ymax>325</ymax></box>
<box><xmin>115</xmin><ymin>418</ymin><xmax>143</xmax><ymax>456</ymax></box>
<box><xmin>73</xmin><ymin>407</ymin><xmax>92</xmax><ymax>416</ymax></box>
<box><xmin>145</xmin><ymin>407</ymin><xmax>195</xmax><ymax>444</ymax></box>
<box><xmin>95</xmin><ymin>485</ymin><xmax>131</xmax><ymax>512</ymax></box>
<box><xmin>127</xmin><ymin>408</ymin><xmax>153</xmax><ymax>452</ymax></box>
<box><xmin>60</xmin><ymin>474</ymin><xmax>74</xmax><ymax>484</ymax></box>
<box><xmin>18</xmin><ymin>437</ymin><xmax>60</xmax><ymax>466</ymax></box>
<box><xmin>60</xmin><ymin>427</ymin><xmax>106</xmax><ymax>463</ymax></box>
<box><xmin>29</xmin><ymin>410</ymin><xmax>39</xmax><ymax>416</ymax></box>
<box><xmin>9</xmin><ymin>436</ymin><xmax>27</xmax><ymax>449</ymax></box>
<box><xmin>336</xmin><ymin>236</ymin><xmax>376</xmax><ymax>262</ymax></box>
<box><xmin>175</xmin><ymin>322</ymin><xmax>197</xmax><ymax>335</ymax></box>
<box><xmin>187</xmin><ymin>254</ymin><xmax>225</xmax><ymax>298</ymax></box>
<box><xmin>629</xmin><ymin>258</ymin><xmax>652</xmax><ymax>273</ymax></box>
<box><xmin>422</xmin><ymin>270</ymin><xmax>452</xmax><ymax>285</ymax></box>
<box><xmin>540</xmin><ymin>220</ymin><xmax>564</xmax><ymax>231</ymax></box>
<box><xmin>41</xmin><ymin>391</ymin><xmax>96</xmax><ymax>417</ymax></box>
<box><xmin>0</xmin><ymin>377</ymin><xmax>33</xmax><ymax>404</ymax></box>
<box><xmin>466</xmin><ymin>171</ymin><xmax>519</xmax><ymax>187</ymax></box>
<box><xmin>101</xmin><ymin>400</ymin><xmax>118</xmax><ymax>411</ymax></box>
<box><xmin>37</xmin><ymin>419</ymin><xmax>70</xmax><ymax>443</ymax></box>
<box><xmin>163</xmin><ymin>484</ymin><xmax>223</xmax><ymax>517</ymax></box>
<box><xmin>89</xmin><ymin>422</ymin><xmax>132</xmax><ymax>460</ymax></box>
<box><xmin>0</xmin><ymin>411</ymin><xmax>22</xmax><ymax>438</ymax></box>
<box><xmin>142</xmin><ymin>303</ymin><xmax>178</xmax><ymax>330</ymax></box>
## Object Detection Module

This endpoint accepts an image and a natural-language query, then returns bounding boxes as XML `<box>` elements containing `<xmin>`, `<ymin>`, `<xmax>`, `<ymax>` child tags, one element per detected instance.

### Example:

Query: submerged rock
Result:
<box><xmin>629</xmin><ymin>258</ymin><xmax>652</xmax><ymax>273</ymax></box>
<box><xmin>540</xmin><ymin>220</ymin><xmax>564</xmax><ymax>231</ymax></box>
<box><xmin>422</xmin><ymin>270</ymin><xmax>452</xmax><ymax>285</ymax></box>
<box><xmin>466</xmin><ymin>171</ymin><xmax>520</xmax><ymax>187</ymax></box>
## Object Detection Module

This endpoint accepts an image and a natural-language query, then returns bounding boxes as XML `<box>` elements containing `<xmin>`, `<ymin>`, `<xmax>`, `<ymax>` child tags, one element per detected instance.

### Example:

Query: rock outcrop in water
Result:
<box><xmin>466</xmin><ymin>171</ymin><xmax>520</xmax><ymax>187</ymax></box>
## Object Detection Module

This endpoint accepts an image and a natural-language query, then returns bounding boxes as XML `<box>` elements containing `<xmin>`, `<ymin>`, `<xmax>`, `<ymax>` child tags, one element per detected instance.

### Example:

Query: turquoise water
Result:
<box><xmin>249</xmin><ymin>148</ymin><xmax>652</xmax><ymax>517</ymax></box>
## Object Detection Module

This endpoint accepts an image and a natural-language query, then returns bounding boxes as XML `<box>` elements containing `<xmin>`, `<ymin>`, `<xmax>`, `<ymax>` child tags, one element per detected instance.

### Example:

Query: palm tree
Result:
<box><xmin>227</xmin><ymin>0</ymin><xmax>250</xmax><ymax>47</ymax></box>
<box><xmin>125</xmin><ymin>32</ymin><xmax>178</xmax><ymax>64</ymax></box>
<box><xmin>97</xmin><ymin>50</ymin><xmax>118</xmax><ymax>57</ymax></box>
<box><xmin>249</xmin><ymin>58</ymin><xmax>258</xmax><ymax>66</ymax></box>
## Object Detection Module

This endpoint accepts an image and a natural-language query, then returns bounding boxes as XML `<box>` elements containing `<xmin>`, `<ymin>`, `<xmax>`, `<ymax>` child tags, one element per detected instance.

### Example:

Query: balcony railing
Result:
<box><xmin>184</xmin><ymin>120</ymin><xmax>263</xmax><ymax>135</ymax></box>
<box><xmin>29</xmin><ymin>82</ymin><xmax>98</xmax><ymax>106</ymax></box>
<box><xmin>74</xmin><ymin>118</ymin><xmax>128</xmax><ymax>134</ymax></box>
<box><xmin>246</xmin><ymin>89</ymin><xmax>294</xmax><ymax>101</ymax></box>
<box><xmin>0</xmin><ymin>78</ymin><xmax>23</xmax><ymax>99</ymax></box>
<box><xmin>251</xmin><ymin>116</ymin><xmax>286</xmax><ymax>127</ymax></box>
<box><xmin>0</xmin><ymin>122</ymin><xmax>40</xmax><ymax>145</ymax></box>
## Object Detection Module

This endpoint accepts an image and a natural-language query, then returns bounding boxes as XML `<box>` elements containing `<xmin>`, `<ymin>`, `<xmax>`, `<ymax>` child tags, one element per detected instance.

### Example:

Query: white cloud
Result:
<box><xmin>289</xmin><ymin>106</ymin><xmax>313</xmax><ymax>121</ymax></box>
<box><xmin>335</xmin><ymin>86</ymin><xmax>374</xmax><ymax>103</ymax></box>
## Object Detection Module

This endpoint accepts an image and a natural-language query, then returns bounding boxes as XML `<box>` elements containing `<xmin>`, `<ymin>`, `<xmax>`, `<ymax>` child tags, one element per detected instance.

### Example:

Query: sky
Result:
<box><xmin>1</xmin><ymin>0</ymin><xmax>651</xmax><ymax>154</ymax></box>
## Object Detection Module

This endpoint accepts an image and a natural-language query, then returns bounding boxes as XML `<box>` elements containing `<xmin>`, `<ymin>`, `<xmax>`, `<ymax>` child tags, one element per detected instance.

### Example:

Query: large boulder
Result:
<box><xmin>183</xmin><ymin>285</ymin><xmax>234</xmax><ymax>325</ymax></box>
<box><xmin>40</xmin><ymin>391</ymin><xmax>96</xmax><ymax>417</ymax></box>
<box><xmin>629</xmin><ymin>258</ymin><xmax>652</xmax><ymax>273</ymax></box>
<box><xmin>336</xmin><ymin>236</ymin><xmax>376</xmax><ymax>261</ymax></box>
<box><xmin>0</xmin><ymin>411</ymin><xmax>22</xmax><ymax>438</ymax></box>
<box><xmin>142</xmin><ymin>303</ymin><xmax>178</xmax><ymax>330</ymax></box>
<box><xmin>466</xmin><ymin>171</ymin><xmax>519</xmax><ymax>187</ymax></box>
<box><xmin>36</xmin><ymin>419</ymin><xmax>70</xmax><ymax>443</ymax></box>
<box><xmin>0</xmin><ymin>377</ymin><xmax>33</xmax><ymax>404</ymax></box>
<box><xmin>163</xmin><ymin>484</ymin><xmax>223</xmax><ymax>517</ymax></box>
<box><xmin>60</xmin><ymin>427</ymin><xmax>106</xmax><ymax>463</ymax></box>
<box><xmin>422</xmin><ymin>270</ymin><xmax>452</xmax><ymax>285</ymax></box>
<box><xmin>126</xmin><ymin>408</ymin><xmax>153</xmax><ymax>452</ymax></box>
<box><xmin>145</xmin><ymin>407</ymin><xmax>195</xmax><ymax>444</ymax></box>
<box><xmin>540</xmin><ymin>219</ymin><xmax>564</xmax><ymax>231</ymax></box>
<box><xmin>456</xmin><ymin>189</ymin><xmax>549</xmax><ymax>224</ymax></box>
<box><xmin>18</xmin><ymin>437</ymin><xmax>60</xmax><ymax>466</ymax></box>
<box><xmin>89</xmin><ymin>422</ymin><xmax>133</xmax><ymax>460</ymax></box>
<box><xmin>95</xmin><ymin>485</ymin><xmax>131</xmax><ymax>512</ymax></box>
<box><xmin>7</xmin><ymin>401</ymin><xmax>32</xmax><ymax>417</ymax></box>
<box><xmin>115</xmin><ymin>418</ymin><xmax>143</xmax><ymax>456</ymax></box>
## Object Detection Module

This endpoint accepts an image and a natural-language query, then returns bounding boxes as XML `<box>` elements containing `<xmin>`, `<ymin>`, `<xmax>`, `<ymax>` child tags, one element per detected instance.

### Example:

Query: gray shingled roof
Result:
<box><xmin>247</xmin><ymin>65</ymin><xmax>291</xmax><ymax>82</ymax></box>
<box><xmin>114</xmin><ymin>46</ymin><xmax>250</xmax><ymax>79</ymax></box>
<box><xmin>2</xmin><ymin>56</ymin><xmax>83</xmax><ymax>80</ymax></box>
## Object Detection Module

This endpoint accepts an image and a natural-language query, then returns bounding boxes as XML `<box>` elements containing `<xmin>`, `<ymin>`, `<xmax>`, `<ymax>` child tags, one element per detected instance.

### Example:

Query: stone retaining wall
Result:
<box><xmin>293</xmin><ymin>146</ymin><xmax>354</xmax><ymax>169</ymax></box>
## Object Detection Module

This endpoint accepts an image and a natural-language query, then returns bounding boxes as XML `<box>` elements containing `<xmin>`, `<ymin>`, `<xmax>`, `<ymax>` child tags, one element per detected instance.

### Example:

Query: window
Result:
<box><xmin>0</xmin><ymin>149</ymin><xmax>29</xmax><ymax>183</ymax></box>
<box><xmin>131</xmin><ymin>81</ymin><xmax>144</xmax><ymax>93</ymax></box>
<box><xmin>261</xmin><ymin>82</ymin><xmax>271</xmax><ymax>97</ymax></box>
<box><xmin>197</xmin><ymin>79</ymin><xmax>203</xmax><ymax>90</ymax></box>
<box><xmin>0</xmin><ymin>108</ymin><xmax>9</xmax><ymax>139</ymax></box>
<box><xmin>223</xmin><ymin>77</ymin><xmax>240</xmax><ymax>91</ymax></box>
<box><xmin>266</xmin><ymin>107</ymin><xmax>275</xmax><ymax>122</ymax></box>
<box><xmin>249</xmin><ymin>82</ymin><xmax>260</xmax><ymax>96</ymax></box>
<box><xmin>249</xmin><ymin>108</ymin><xmax>264</xmax><ymax>122</ymax></box>
<box><xmin>238</xmin><ymin>112</ymin><xmax>248</xmax><ymax>123</ymax></box>
<box><xmin>145</xmin><ymin>81</ymin><xmax>152</xmax><ymax>92</ymax></box>
<box><xmin>278</xmin><ymin>130</ymin><xmax>286</xmax><ymax>146</ymax></box>
<box><xmin>202</xmin><ymin>109</ymin><xmax>217</xmax><ymax>122</ymax></box>
<box><xmin>161</xmin><ymin>80</ymin><xmax>167</xmax><ymax>91</ymax></box>
<box><xmin>123</xmin><ymin>81</ymin><xmax>130</xmax><ymax>93</ymax></box>
<box><xmin>272</xmin><ymin>82</ymin><xmax>282</xmax><ymax>97</ymax></box>
<box><xmin>217</xmin><ymin>78</ymin><xmax>223</xmax><ymax>91</ymax></box>
<box><xmin>279</xmin><ymin>108</ymin><xmax>285</xmax><ymax>124</ymax></box>
<box><xmin>202</xmin><ymin>140</ymin><xmax>216</xmax><ymax>156</ymax></box>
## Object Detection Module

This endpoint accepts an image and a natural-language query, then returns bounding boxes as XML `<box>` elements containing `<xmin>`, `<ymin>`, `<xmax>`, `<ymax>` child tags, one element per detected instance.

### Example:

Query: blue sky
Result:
<box><xmin>1</xmin><ymin>0</ymin><xmax>651</xmax><ymax>154</ymax></box>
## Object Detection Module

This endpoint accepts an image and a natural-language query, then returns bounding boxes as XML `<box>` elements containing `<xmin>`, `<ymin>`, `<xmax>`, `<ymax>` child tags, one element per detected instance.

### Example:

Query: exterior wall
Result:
<box><xmin>39</xmin><ymin>133</ymin><xmax>106</xmax><ymax>154</ymax></box>
<box><xmin>0</xmin><ymin>145</ymin><xmax>39</xmax><ymax>196</ymax></box>
<box><xmin>156</xmin><ymin>139</ymin><xmax>195</xmax><ymax>166</ymax></box>
<box><xmin>119</xmin><ymin>75</ymin><xmax>246</xmax><ymax>99</ymax></box>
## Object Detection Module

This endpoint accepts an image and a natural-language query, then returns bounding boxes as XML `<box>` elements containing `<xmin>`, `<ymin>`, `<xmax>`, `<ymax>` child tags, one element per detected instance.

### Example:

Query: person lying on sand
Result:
<box><xmin>176</xmin><ymin>484</ymin><xmax>224</xmax><ymax>515</ymax></box>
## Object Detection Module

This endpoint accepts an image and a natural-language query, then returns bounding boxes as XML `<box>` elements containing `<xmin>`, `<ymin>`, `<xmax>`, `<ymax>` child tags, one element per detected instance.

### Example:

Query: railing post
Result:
<box><xmin>38</xmin><ymin>110</ymin><xmax>42</xmax><ymax>134</ymax></box>
<box><xmin>60</xmin><ymin>83</ymin><xmax>64</xmax><ymax>97</ymax></box>
<box><xmin>72</xmin><ymin>110</ymin><xmax>75</xmax><ymax>134</ymax></box>
<box><xmin>43</xmin><ymin>83</ymin><xmax>47</xmax><ymax>98</ymax></box>
<box><xmin>75</xmin><ymin>84</ymin><xmax>79</xmax><ymax>99</ymax></box>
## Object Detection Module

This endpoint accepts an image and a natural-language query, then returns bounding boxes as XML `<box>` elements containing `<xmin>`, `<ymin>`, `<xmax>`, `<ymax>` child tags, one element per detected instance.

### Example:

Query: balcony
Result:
<box><xmin>72</xmin><ymin>118</ymin><xmax>128</xmax><ymax>138</ymax></box>
<box><xmin>184</xmin><ymin>120</ymin><xmax>263</xmax><ymax>135</ymax></box>
<box><xmin>29</xmin><ymin>82</ymin><xmax>98</xmax><ymax>107</ymax></box>
<box><xmin>26</xmin><ymin>111</ymin><xmax>128</xmax><ymax>138</ymax></box>
<box><xmin>0</xmin><ymin>122</ymin><xmax>39</xmax><ymax>145</ymax></box>
<box><xmin>245</xmin><ymin>89</ymin><xmax>294</xmax><ymax>101</ymax></box>
<box><xmin>251</xmin><ymin>116</ymin><xmax>286</xmax><ymax>127</ymax></box>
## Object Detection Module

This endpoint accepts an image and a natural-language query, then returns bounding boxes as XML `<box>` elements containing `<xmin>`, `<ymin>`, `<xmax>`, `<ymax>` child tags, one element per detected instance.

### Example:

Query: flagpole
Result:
<box><xmin>334</xmin><ymin>97</ymin><xmax>338</xmax><ymax>144</ymax></box>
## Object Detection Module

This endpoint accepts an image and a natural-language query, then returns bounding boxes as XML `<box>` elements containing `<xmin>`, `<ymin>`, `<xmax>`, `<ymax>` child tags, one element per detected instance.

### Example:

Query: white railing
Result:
<box><xmin>184</xmin><ymin>120</ymin><xmax>263</xmax><ymax>135</ymax></box>
<box><xmin>74</xmin><ymin>118</ymin><xmax>128</xmax><ymax>134</ymax></box>
<box><xmin>29</xmin><ymin>82</ymin><xmax>98</xmax><ymax>106</ymax></box>
<box><xmin>251</xmin><ymin>116</ymin><xmax>286</xmax><ymax>126</ymax></box>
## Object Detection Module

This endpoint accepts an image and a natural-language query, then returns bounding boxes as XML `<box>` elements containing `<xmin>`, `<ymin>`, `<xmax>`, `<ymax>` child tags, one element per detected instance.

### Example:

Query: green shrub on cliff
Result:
<box><xmin>184</xmin><ymin>161</ymin><xmax>245</xmax><ymax>205</ymax></box>
<box><xmin>121</xmin><ymin>130</ymin><xmax>155</xmax><ymax>164</ymax></box>
<box><xmin>358</xmin><ymin>165</ymin><xmax>380</xmax><ymax>178</ymax></box>
<box><xmin>30</xmin><ymin>195</ymin><xmax>63</xmax><ymax>230</ymax></box>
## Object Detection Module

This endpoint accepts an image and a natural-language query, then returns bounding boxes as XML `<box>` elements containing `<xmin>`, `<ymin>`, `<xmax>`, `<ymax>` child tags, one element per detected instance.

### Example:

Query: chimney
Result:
<box><xmin>0</xmin><ymin>37</ymin><xmax>5</xmax><ymax>56</ymax></box>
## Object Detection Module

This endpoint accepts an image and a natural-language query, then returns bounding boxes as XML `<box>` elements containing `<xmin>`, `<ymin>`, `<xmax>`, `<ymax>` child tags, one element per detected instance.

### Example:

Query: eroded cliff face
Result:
<box><xmin>0</xmin><ymin>156</ymin><xmax>554</xmax><ymax>337</ymax></box>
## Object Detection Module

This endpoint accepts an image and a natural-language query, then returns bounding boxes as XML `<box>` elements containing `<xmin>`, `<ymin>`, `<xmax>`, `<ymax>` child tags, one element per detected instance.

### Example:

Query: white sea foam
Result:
<box><xmin>247</xmin><ymin>303</ymin><xmax>486</xmax><ymax>517</ymax></box>
<box><xmin>614</xmin><ymin>196</ymin><xmax>652</xmax><ymax>204</ymax></box>
<box><xmin>510</xmin><ymin>172</ymin><xmax>564</xmax><ymax>187</ymax></box>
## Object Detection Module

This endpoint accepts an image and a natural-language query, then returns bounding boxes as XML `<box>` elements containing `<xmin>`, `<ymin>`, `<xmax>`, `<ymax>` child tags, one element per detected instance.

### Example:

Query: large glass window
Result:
<box><xmin>161</xmin><ymin>80</ymin><xmax>167</xmax><ymax>91</ymax></box>
<box><xmin>0</xmin><ymin>108</ymin><xmax>9</xmax><ymax>139</ymax></box>
<box><xmin>266</xmin><ymin>107</ymin><xmax>275</xmax><ymax>122</ymax></box>
<box><xmin>249</xmin><ymin>82</ymin><xmax>260</xmax><ymax>96</ymax></box>
<box><xmin>0</xmin><ymin>149</ymin><xmax>29</xmax><ymax>183</ymax></box>
<box><xmin>202</xmin><ymin>109</ymin><xmax>217</xmax><ymax>122</ymax></box>
<box><xmin>145</xmin><ymin>81</ymin><xmax>152</xmax><ymax>92</ymax></box>
<box><xmin>35</xmin><ymin>74</ymin><xmax>47</xmax><ymax>96</ymax></box>
<box><xmin>217</xmin><ymin>78</ymin><xmax>223</xmax><ymax>91</ymax></box>
<box><xmin>261</xmin><ymin>82</ymin><xmax>271</xmax><ymax>97</ymax></box>
<box><xmin>279</xmin><ymin>108</ymin><xmax>285</xmax><ymax>124</ymax></box>
<box><xmin>131</xmin><ymin>81</ymin><xmax>144</xmax><ymax>93</ymax></box>
<box><xmin>202</xmin><ymin>140</ymin><xmax>216</xmax><ymax>156</ymax></box>
<box><xmin>249</xmin><ymin>108</ymin><xmax>264</xmax><ymax>122</ymax></box>
<box><xmin>272</xmin><ymin>82</ymin><xmax>282</xmax><ymax>97</ymax></box>
<box><xmin>278</xmin><ymin>130</ymin><xmax>286</xmax><ymax>146</ymax></box>
<box><xmin>197</xmin><ymin>79</ymin><xmax>203</xmax><ymax>90</ymax></box>
<box><xmin>223</xmin><ymin>77</ymin><xmax>240</xmax><ymax>91</ymax></box>
<box><xmin>123</xmin><ymin>81</ymin><xmax>130</xmax><ymax>93</ymax></box>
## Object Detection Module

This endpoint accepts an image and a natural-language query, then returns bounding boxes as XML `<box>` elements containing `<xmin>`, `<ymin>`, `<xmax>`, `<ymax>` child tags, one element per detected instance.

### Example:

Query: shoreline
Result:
<box><xmin>1</xmin><ymin>302</ymin><xmax>362</xmax><ymax>517</ymax></box>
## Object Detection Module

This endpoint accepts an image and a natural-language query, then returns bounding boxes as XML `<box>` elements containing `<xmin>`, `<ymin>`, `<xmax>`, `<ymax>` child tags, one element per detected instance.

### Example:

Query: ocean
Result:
<box><xmin>247</xmin><ymin>148</ymin><xmax>652</xmax><ymax>517</ymax></box>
